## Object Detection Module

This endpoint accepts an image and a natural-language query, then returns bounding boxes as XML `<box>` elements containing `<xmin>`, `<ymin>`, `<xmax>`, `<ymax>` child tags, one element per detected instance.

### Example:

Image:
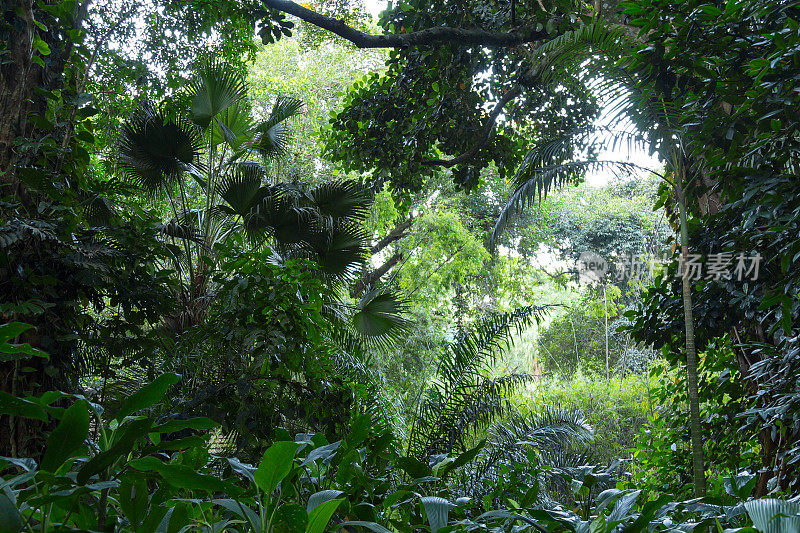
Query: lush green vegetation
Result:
<box><xmin>2</xmin><ymin>0</ymin><xmax>800</xmax><ymax>531</ymax></box>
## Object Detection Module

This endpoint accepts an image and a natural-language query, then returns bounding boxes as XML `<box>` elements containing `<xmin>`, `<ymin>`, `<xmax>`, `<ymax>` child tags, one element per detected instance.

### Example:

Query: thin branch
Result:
<box><xmin>420</xmin><ymin>85</ymin><xmax>523</xmax><ymax>168</ymax></box>
<box><xmin>262</xmin><ymin>0</ymin><xmax>552</xmax><ymax>48</ymax></box>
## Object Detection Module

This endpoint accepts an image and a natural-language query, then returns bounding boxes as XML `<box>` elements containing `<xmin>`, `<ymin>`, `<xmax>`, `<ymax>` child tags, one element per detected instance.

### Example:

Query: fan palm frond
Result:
<box><xmin>216</xmin><ymin>162</ymin><xmax>267</xmax><ymax>219</ymax></box>
<box><xmin>188</xmin><ymin>60</ymin><xmax>248</xmax><ymax>129</ymax></box>
<box><xmin>351</xmin><ymin>288</ymin><xmax>410</xmax><ymax>350</ymax></box>
<box><xmin>118</xmin><ymin>104</ymin><xmax>203</xmax><ymax>194</ymax></box>
<box><xmin>210</xmin><ymin>100</ymin><xmax>255</xmax><ymax>149</ymax></box>
<box><xmin>157</xmin><ymin>221</ymin><xmax>202</xmax><ymax>243</ymax></box>
<box><xmin>245</xmin><ymin>189</ymin><xmax>304</xmax><ymax>243</ymax></box>
<box><xmin>254</xmin><ymin>96</ymin><xmax>304</xmax><ymax>161</ymax></box>
<box><xmin>305</xmin><ymin>222</ymin><xmax>366</xmax><ymax>281</ymax></box>
<box><xmin>308</xmin><ymin>180</ymin><xmax>372</xmax><ymax>223</ymax></box>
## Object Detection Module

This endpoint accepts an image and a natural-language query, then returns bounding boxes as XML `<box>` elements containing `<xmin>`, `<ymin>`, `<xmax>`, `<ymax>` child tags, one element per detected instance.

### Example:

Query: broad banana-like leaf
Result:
<box><xmin>744</xmin><ymin>499</ymin><xmax>800</xmax><ymax>533</ymax></box>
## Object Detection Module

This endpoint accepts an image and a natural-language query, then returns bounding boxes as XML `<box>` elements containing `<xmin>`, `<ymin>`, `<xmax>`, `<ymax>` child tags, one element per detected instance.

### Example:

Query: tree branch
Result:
<box><xmin>370</xmin><ymin>216</ymin><xmax>414</xmax><ymax>254</ymax></box>
<box><xmin>420</xmin><ymin>85</ymin><xmax>522</xmax><ymax>168</ymax></box>
<box><xmin>261</xmin><ymin>0</ymin><xmax>551</xmax><ymax>48</ymax></box>
<box><xmin>351</xmin><ymin>252</ymin><xmax>403</xmax><ymax>297</ymax></box>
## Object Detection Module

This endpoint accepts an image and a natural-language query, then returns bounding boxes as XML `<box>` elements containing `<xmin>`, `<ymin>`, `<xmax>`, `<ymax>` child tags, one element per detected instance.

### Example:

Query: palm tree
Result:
<box><xmin>406</xmin><ymin>306</ymin><xmax>550</xmax><ymax>460</ymax></box>
<box><xmin>403</xmin><ymin>305</ymin><xmax>596</xmax><ymax>508</ymax></box>
<box><xmin>491</xmin><ymin>24</ymin><xmax>707</xmax><ymax>495</ymax></box>
<box><xmin>468</xmin><ymin>407</ymin><xmax>594</xmax><ymax>504</ymax></box>
<box><xmin>116</xmin><ymin>59</ymin><xmax>406</xmax><ymax>347</ymax></box>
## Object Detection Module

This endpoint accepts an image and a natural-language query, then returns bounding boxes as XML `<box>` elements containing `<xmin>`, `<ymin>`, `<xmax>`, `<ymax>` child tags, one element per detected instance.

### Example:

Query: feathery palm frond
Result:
<box><xmin>493</xmin><ymin>159</ymin><xmax>650</xmax><ymax>242</ymax></box>
<box><xmin>464</xmin><ymin>407</ymin><xmax>594</xmax><ymax>502</ymax></box>
<box><xmin>254</xmin><ymin>96</ymin><xmax>304</xmax><ymax>161</ymax></box>
<box><xmin>118</xmin><ymin>104</ymin><xmax>203</xmax><ymax>194</ymax></box>
<box><xmin>408</xmin><ymin>306</ymin><xmax>553</xmax><ymax>459</ymax></box>
<box><xmin>188</xmin><ymin>60</ymin><xmax>248</xmax><ymax>129</ymax></box>
<box><xmin>492</xmin><ymin>25</ymin><xmax>680</xmax><ymax>243</ymax></box>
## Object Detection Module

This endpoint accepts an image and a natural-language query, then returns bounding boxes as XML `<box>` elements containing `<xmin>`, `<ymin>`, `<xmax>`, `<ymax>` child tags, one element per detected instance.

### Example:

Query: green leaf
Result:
<box><xmin>152</xmin><ymin>417</ymin><xmax>218</xmax><ymax>434</ymax></box>
<box><xmin>213</xmin><ymin>499</ymin><xmax>260</xmax><ymax>532</ymax></box>
<box><xmin>333</xmin><ymin>522</ymin><xmax>391</xmax><ymax>533</ymax></box>
<box><xmin>113</xmin><ymin>373</ymin><xmax>180</xmax><ymax>421</ymax></box>
<box><xmin>421</xmin><ymin>496</ymin><xmax>454</xmax><ymax>533</ymax></box>
<box><xmin>128</xmin><ymin>457</ymin><xmax>232</xmax><ymax>493</ymax></box>
<box><xmin>396</xmin><ymin>456</ymin><xmax>432</xmax><ymax>479</ymax></box>
<box><xmin>0</xmin><ymin>341</ymin><xmax>49</xmax><ymax>362</ymax></box>
<box><xmin>0</xmin><ymin>392</ymin><xmax>47</xmax><ymax>421</ymax></box>
<box><xmin>40</xmin><ymin>399</ymin><xmax>89</xmax><ymax>472</ymax></box>
<box><xmin>0</xmin><ymin>492</ymin><xmax>22</xmax><ymax>533</ymax></box>
<box><xmin>306</xmin><ymin>498</ymin><xmax>343</xmax><ymax>533</ymax></box>
<box><xmin>0</xmin><ymin>323</ymin><xmax>33</xmax><ymax>345</ymax></box>
<box><xmin>744</xmin><ymin>499</ymin><xmax>800</xmax><ymax>533</ymax></box>
<box><xmin>77</xmin><ymin>417</ymin><xmax>153</xmax><ymax>484</ymax></box>
<box><xmin>119</xmin><ymin>477</ymin><xmax>149</xmax><ymax>529</ymax></box>
<box><xmin>307</xmin><ymin>490</ymin><xmax>343</xmax><ymax>514</ymax></box>
<box><xmin>345</xmin><ymin>414</ymin><xmax>370</xmax><ymax>448</ymax></box>
<box><xmin>441</xmin><ymin>439</ymin><xmax>485</xmax><ymax>478</ymax></box>
<box><xmin>32</xmin><ymin>36</ymin><xmax>50</xmax><ymax>56</ymax></box>
<box><xmin>274</xmin><ymin>503</ymin><xmax>307</xmax><ymax>533</ymax></box>
<box><xmin>189</xmin><ymin>60</ymin><xmax>248</xmax><ymax>128</ymax></box>
<box><xmin>254</xmin><ymin>441</ymin><xmax>298</xmax><ymax>494</ymax></box>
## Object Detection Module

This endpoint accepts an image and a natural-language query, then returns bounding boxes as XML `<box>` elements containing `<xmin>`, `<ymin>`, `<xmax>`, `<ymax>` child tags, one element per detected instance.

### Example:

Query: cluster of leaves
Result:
<box><xmin>4</xmin><ymin>327</ymin><xmax>797</xmax><ymax>533</ymax></box>
<box><xmin>619</xmin><ymin>0</ymin><xmax>800</xmax><ymax>494</ymax></box>
<box><xmin>323</xmin><ymin>0</ymin><xmax>600</xmax><ymax>195</ymax></box>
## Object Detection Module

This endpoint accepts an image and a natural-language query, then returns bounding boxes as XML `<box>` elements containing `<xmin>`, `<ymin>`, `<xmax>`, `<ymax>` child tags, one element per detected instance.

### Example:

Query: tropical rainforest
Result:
<box><xmin>1</xmin><ymin>0</ymin><xmax>799</xmax><ymax>530</ymax></box>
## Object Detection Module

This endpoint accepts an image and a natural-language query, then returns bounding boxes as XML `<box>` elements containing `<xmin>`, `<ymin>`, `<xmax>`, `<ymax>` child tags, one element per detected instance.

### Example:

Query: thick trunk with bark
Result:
<box><xmin>0</xmin><ymin>0</ymin><xmax>37</xmax><ymax>189</ymax></box>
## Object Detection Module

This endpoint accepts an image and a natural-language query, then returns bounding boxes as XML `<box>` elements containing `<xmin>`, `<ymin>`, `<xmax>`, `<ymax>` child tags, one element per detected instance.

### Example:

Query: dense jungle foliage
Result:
<box><xmin>1</xmin><ymin>0</ymin><xmax>800</xmax><ymax>530</ymax></box>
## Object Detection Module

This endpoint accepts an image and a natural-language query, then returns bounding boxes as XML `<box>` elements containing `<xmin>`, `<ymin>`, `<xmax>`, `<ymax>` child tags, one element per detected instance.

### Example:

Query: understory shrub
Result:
<box><xmin>516</xmin><ymin>374</ymin><xmax>653</xmax><ymax>466</ymax></box>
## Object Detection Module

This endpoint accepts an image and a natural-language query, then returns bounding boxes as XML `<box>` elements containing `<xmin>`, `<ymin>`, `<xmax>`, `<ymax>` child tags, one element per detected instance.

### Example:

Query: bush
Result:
<box><xmin>515</xmin><ymin>374</ymin><xmax>653</xmax><ymax>466</ymax></box>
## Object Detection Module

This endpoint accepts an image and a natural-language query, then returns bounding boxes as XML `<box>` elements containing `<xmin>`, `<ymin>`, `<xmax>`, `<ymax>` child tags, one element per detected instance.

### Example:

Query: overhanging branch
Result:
<box><xmin>261</xmin><ymin>0</ymin><xmax>551</xmax><ymax>48</ymax></box>
<box><xmin>420</xmin><ymin>85</ymin><xmax>523</xmax><ymax>168</ymax></box>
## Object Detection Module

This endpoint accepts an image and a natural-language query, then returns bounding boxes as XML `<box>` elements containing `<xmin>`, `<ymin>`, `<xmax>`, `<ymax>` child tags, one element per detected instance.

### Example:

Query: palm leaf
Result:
<box><xmin>253</xmin><ymin>96</ymin><xmax>303</xmax><ymax>161</ymax></box>
<box><xmin>216</xmin><ymin>162</ymin><xmax>267</xmax><ymax>219</ymax></box>
<box><xmin>305</xmin><ymin>222</ymin><xmax>366</xmax><ymax>281</ymax></box>
<box><xmin>408</xmin><ymin>306</ymin><xmax>553</xmax><ymax>458</ymax></box>
<box><xmin>118</xmin><ymin>104</ymin><xmax>202</xmax><ymax>194</ymax></box>
<box><xmin>188</xmin><ymin>60</ymin><xmax>248</xmax><ymax>129</ymax></box>
<box><xmin>308</xmin><ymin>180</ymin><xmax>372</xmax><ymax>223</ymax></box>
<box><xmin>245</xmin><ymin>189</ymin><xmax>306</xmax><ymax>243</ymax></box>
<box><xmin>210</xmin><ymin>100</ymin><xmax>256</xmax><ymax>149</ymax></box>
<box><xmin>351</xmin><ymin>288</ymin><xmax>410</xmax><ymax>349</ymax></box>
<box><xmin>493</xmin><ymin>159</ymin><xmax>650</xmax><ymax>243</ymax></box>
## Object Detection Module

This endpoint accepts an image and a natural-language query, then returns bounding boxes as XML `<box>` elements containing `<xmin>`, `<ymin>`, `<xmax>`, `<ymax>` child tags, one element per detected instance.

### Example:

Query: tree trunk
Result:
<box><xmin>603</xmin><ymin>283</ymin><xmax>609</xmax><ymax>381</ymax></box>
<box><xmin>675</xmin><ymin>179</ymin><xmax>706</xmax><ymax>497</ymax></box>
<box><xmin>0</xmin><ymin>0</ymin><xmax>37</xmax><ymax>190</ymax></box>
